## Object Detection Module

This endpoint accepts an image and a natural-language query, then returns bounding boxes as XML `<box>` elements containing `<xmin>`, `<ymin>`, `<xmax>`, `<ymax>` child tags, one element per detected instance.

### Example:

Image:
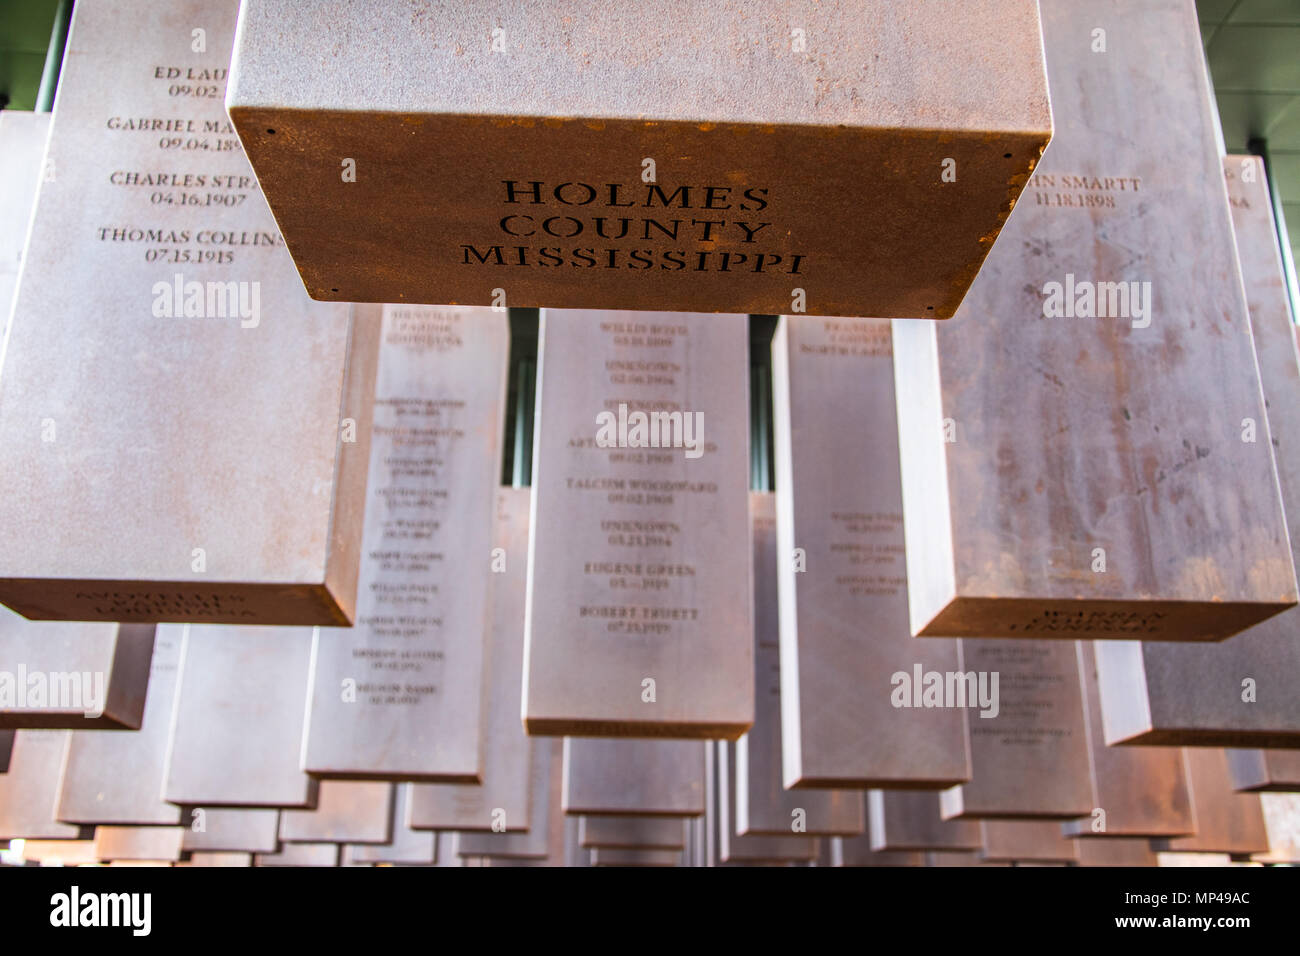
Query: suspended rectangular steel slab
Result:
<box><xmin>524</xmin><ymin>310</ymin><xmax>752</xmax><ymax>738</ymax></box>
<box><xmin>1064</xmin><ymin>641</ymin><xmax>1194</xmax><ymax>838</ymax></box>
<box><xmin>1094</xmin><ymin>155</ymin><xmax>1300</xmax><ymax>747</ymax></box>
<box><xmin>407</xmin><ymin>488</ymin><xmax>533</xmax><ymax>828</ymax></box>
<box><xmin>892</xmin><ymin>0</ymin><xmax>1296</xmax><ymax>643</ymax></box>
<box><xmin>56</xmin><ymin>625</ymin><xmax>183</xmax><ymax>824</ymax></box>
<box><xmin>0</xmin><ymin>610</ymin><xmax>154</xmax><ymax>730</ymax></box>
<box><xmin>163</xmin><ymin>625</ymin><xmax>318</xmax><ymax>808</ymax></box>
<box><xmin>303</xmin><ymin>306</ymin><xmax>507</xmax><ymax>779</ymax></box>
<box><xmin>772</xmin><ymin>315</ymin><xmax>968</xmax><ymax>788</ymax></box>
<box><xmin>226</xmin><ymin>0</ymin><xmax>1051</xmax><ymax>318</ymax></box>
<box><xmin>0</xmin><ymin>0</ymin><xmax>381</xmax><ymax>626</ymax></box>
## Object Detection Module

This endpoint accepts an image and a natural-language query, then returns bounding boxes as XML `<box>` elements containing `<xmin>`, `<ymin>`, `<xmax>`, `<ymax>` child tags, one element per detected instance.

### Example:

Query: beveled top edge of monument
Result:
<box><xmin>228</xmin><ymin>0</ymin><xmax>1051</xmax><ymax>135</ymax></box>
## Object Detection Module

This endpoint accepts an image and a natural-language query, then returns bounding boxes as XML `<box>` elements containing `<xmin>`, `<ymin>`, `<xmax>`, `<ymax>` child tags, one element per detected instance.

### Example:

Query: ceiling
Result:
<box><xmin>2</xmin><ymin>0</ymin><xmax>1298</xmax><ymax>278</ymax></box>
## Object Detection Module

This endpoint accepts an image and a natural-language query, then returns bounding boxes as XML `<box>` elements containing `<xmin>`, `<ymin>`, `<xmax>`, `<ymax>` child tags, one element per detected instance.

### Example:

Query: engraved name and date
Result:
<box><xmin>348</xmin><ymin>309</ymin><xmax>469</xmax><ymax>711</ymax></box>
<box><xmin>96</xmin><ymin>65</ymin><xmax>281</xmax><ymax>267</ymax></box>
<box><xmin>573</xmin><ymin>321</ymin><xmax>713</xmax><ymax>638</ymax></box>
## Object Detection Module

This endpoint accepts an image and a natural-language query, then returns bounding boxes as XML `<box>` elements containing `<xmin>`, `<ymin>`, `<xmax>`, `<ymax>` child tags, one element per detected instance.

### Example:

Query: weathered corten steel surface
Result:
<box><xmin>432</xmin><ymin>833</ymin><xmax>462</xmax><ymax>868</ymax></box>
<box><xmin>939</xmin><ymin>640</ymin><xmax>1091</xmax><ymax>820</ymax></box>
<box><xmin>868</xmin><ymin>790</ymin><xmax>981</xmax><ymax>852</ymax></box>
<box><xmin>0</xmin><ymin>731</ymin><xmax>80</xmax><ymax>839</ymax></box>
<box><xmin>17</xmin><ymin>840</ymin><xmax>98</xmax><ymax>865</ymax></box>
<box><xmin>0</xmin><ymin>608</ymin><xmax>155</xmax><ymax>729</ymax></box>
<box><xmin>1253</xmin><ymin>794</ymin><xmax>1300</xmax><ymax>863</ymax></box>
<box><xmin>979</xmin><ymin>820</ymin><xmax>1077</xmax><ymax>863</ymax></box>
<box><xmin>924</xmin><ymin>851</ymin><xmax>1006</xmax><ymax>868</ymax></box>
<box><xmin>0</xmin><ymin>0</ymin><xmax>381</xmax><ymax>625</ymax></box>
<box><xmin>1154</xmin><ymin>748</ymin><xmax>1269</xmax><ymax>856</ymax></box>
<box><xmin>56</xmin><ymin>626</ymin><xmax>183</xmax><ymax>823</ymax></box>
<box><xmin>348</xmin><ymin>790</ymin><xmax>434</xmax><ymax>863</ymax></box>
<box><xmin>180</xmin><ymin>807</ymin><xmax>280</xmax><ymax>853</ymax></box>
<box><xmin>589</xmin><ymin>847</ymin><xmax>681</xmax><ymax>867</ymax></box>
<box><xmin>254</xmin><ymin>842</ymin><xmax>339</xmax><ymax>867</ymax></box>
<box><xmin>1063</xmin><ymin>641</ymin><xmax>1194</xmax><ymax>838</ymax></box>
<box><xmin>226</xmin><ymin>0</ymin><xmax>1051</xmax><ymax>317</ymax></box>
<box><xmin>578</xmin><ymin>815</ymin><xmax>686</xmax><ymax>851</ymax></box>
<box><xmin>832</xmin><ymin>836</ymin><xmax>924</xmax><ymax>868</ymax></box>
<box><xmin>523</xmin><ymin>310</ymin><xmax>752</xmax><ymax>739</ymax></box>
<box><xmin>92</xmin><ymin>825</ymin><xmax>184</xmax><ymax>862</ymax></box>
<box><xmin>773</xmin><ymin>316</ymin><xmax>968</xmax><ymax>788</ymax></box>
<box><xmin>893</xmin><ymin>0</ymin><xmax>1296</xmax><ymax>642</ymax></box>
<box><xmin>1095</xmin><ymin>156</ymin><xmax>1300</xmax><ymax>747</ymax></box>
<box><xmin>303</xmin><ymin>306</ymin><xmax>507</xmax><ymax>780</ymax></box>
<box><xmin>1072</xmin><ymin>837</ymin><xmax>1159</xmax><ymax>867</ymax></box>
<box><xmin>1154</xmin><ymin>851</ymin><xmax>1236</xmax><ymax>867</ymax></box>
<box><xmin>407</xmin><ymin>488</ymin><xmax>533</xmax><ymax>830</ymax></box>
<box><xmin>716</xmin><ymin>742</ymin><xmax>816</xmax><ymax>864</ymax></box>
<box><xmin>736</xmin><ymin>492</ymin><xmax>864</xmax><ymax>835</ymax></box>
<box><xmin>279</xmin><ymin>780</ymin><xmax>393</xmax><ymax>844</ymax></box>
<box><xmin>163</xmin><ymin>625</ymin><xmax>318</xmax><ymax>808</ymax></box>
<box><xmin>563</xmin><ymin>737</ymin><xmax>705</xmax><ymax>817</ymax></box>
<box><xmin>457</xmin><ymin>738</ymin><xmax>561</xmax><ymax>859</ymax></box>
<box><xmin>181</xmin><ymin>851</ymin><xmax>253</xmax><ymax>867</ymax></box>
<box><xmin>1226</xmin><ymin>749</ymin><xmax>1300</xmax><ymax>792</ymax></box>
